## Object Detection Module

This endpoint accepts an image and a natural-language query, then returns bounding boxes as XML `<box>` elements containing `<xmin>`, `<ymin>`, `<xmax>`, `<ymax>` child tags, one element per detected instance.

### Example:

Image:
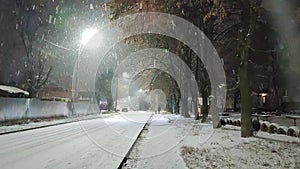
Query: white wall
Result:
<box><xmin>0</xmin><ymin>97</ymin><xmax>100</xmax><ymax>121</ymax></box>
<box><xmin>0</xmin><ymin>97</ymin><xmax>28</xmax><ymax>121</ymax></box>
<box><xmin>28</xmin><ymin>99</ymin><xmax>69</xmax><ymax>118</ymax></box>
<box><xmin>73</xmin><ymin>102</ymin><xmax>99</xmax><ymax>115</ymax></box>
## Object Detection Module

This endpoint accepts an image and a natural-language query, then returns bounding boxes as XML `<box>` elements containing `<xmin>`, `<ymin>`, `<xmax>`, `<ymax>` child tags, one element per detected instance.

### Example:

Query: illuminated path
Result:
<box><xmin>0</xmin><ymin>111</ymin><xmax>152</xmax><ymax>169</ymax></box>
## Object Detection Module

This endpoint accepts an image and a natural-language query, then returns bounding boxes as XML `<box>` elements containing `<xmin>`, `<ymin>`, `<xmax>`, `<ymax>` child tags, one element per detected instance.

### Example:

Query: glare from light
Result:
<box><xmin>81</xmin><ymin>28</ymin><xmax>99</xmax><ymax>45</ymax></box>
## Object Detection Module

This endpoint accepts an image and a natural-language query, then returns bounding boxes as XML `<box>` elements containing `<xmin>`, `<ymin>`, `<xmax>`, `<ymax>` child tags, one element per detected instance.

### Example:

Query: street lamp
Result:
<box><xmin>74</xmin><ymin>28</ymin><xmax>99</xmax><ymax>102</ymax></box>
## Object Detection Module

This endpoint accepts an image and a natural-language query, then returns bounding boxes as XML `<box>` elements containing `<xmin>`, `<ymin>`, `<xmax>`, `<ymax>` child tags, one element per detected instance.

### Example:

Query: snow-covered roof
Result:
<box><xmin>0</xmin><ymin>85</ymin><xmax>29</xmax><ymax>96</ymax></box>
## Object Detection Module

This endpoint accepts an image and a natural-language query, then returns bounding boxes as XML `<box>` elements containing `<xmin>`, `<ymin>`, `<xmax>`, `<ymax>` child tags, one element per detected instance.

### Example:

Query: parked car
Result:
<box><xmin>122</xmin><ymin>108</ymin><xmax>128</xmax><ymax>112</ymax></box>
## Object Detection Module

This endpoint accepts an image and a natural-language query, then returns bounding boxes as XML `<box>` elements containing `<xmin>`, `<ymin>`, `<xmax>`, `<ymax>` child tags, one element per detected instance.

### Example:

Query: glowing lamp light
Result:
<box><xmin>261</xmin><ymin>93</ymin><xmax>268</xmax><ymax>97</ymax></box>
<box><xmin>81</xmin><ymin>28</ymin><xmax>99</xmax><ymax>45</ymax></box>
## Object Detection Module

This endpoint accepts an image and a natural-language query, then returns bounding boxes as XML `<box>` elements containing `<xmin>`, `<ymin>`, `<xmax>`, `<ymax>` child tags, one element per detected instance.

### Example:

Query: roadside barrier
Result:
<box><xmin>287</xmin><ymin>126</ymin><xmax>300</xmax><ymax>137</ymax></box>
<box><xmin>268</xmin><ymin>123</ymin><xmax>279</xmax><ymax>134</ymax></box>
<box><xmin>260</xmin><ymin>121</ymin><xmax>270</xmax><ymax>132</ymax></box>
<box><xmin>277</xmin><ymin>126</ymin><xmax>288</xmax><ymax>135</ymax></box>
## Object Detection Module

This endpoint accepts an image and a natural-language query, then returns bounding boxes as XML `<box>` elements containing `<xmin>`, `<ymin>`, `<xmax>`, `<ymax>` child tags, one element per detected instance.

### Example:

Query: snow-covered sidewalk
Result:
<box><xmin>123</xmin><ymin>114</ymin><xmax>300</xmax><ymax>169</ymax></box>
<box><xmin>0</xmin><ymin>112</ymin><xmax>118</xmax><ymax>134</ymax></box>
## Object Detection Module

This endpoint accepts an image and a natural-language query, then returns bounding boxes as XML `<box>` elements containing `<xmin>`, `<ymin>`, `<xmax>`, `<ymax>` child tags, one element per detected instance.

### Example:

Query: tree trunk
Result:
<box><xmin>271</xmin><ymin>52</ymin><xmax>281</xmax><ymax>114</ymax></box>
<box><xmin>201</xmin><ymin>90</ymin><xmax>209</xmax><ymax>122</ymax></box>
<box><xmin>181</xmin><ymin>92</ymin><xmax>190</xmax><ymax>118</ymax></box>
<box><xmin>240</xmin><ymin>60</ymin><xmax>253</xmax><ymax>137</ymax></box>
<box><xmin>272</xmin><ymin>77</ymin><xmax>281</xmax><ymax>114</ymax></box>
<box><xmin>239</xmin><ymin>0</ymin><xmax>255</xmax><ymax>137</ymax></box>
<box><xmin>175</xmin><ymin>97</ymin><xmax>180</xmax><ymax>114</ymax></box>
<box><xmin>192</xmin><ymin>92</ymin><xmax>199</xmax><ymax>120</ymax></box>
<box><xmin>194</xmin><ymin>57</ymin><xmax>200</xmax><ymax>120</ymax></box>
<box><xmin>234</xmin><ymin>90</ymin><xmax>240</xmax><ymax>112</ymax></box>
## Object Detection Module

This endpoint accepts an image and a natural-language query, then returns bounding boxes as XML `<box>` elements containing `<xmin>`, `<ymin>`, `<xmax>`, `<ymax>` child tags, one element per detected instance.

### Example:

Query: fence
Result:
<box><xmin>0</xmin><ymin>97</ymin><xmax>100</xmax><ymax>122</ymax></box>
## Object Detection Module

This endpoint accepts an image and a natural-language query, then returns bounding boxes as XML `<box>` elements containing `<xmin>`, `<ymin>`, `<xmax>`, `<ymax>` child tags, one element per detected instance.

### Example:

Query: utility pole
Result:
<box><xmin>115</xmin><ymin>55</ymin><xmax>119</xmax><ymax>112</ymax></box>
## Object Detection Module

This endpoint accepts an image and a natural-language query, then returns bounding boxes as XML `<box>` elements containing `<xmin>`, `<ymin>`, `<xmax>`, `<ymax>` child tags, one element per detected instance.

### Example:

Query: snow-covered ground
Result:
<box><xmin>0</xmin><ymin>112</ymin><xmax>118</xmax><ymax>134</ymax></box>
<box><xmin>0</xmin><ymin>111</ymin><xmax>153</xmax><ymax>169</ymax></box>
<box><xmin>1</xmin><ymin>112</ymin><xmax>299</xmax><ymax>169</ymax></box>
<box><xmin>124</xmin><ymin>114</ymin><xmax>300</xmax><ymax>169</ymax></box>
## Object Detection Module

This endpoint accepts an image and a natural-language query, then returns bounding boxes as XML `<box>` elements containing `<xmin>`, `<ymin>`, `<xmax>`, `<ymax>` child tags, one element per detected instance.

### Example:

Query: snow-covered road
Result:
<box><xmin>0</xmin><ymin>111</ymin><xmax>152</xmax><ymax>169</ymax></box>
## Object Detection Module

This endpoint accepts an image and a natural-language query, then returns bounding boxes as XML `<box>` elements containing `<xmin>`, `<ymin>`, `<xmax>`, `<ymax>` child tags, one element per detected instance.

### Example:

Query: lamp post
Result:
<box><xmin>74</xmin><ymin>28</ymin><xmax>98</xmax><ymax>102</ymax></box>
<box><xmin>115</xmin><ymin>75</ymin><xmax>118</xmax><ymax>112</ymax></box>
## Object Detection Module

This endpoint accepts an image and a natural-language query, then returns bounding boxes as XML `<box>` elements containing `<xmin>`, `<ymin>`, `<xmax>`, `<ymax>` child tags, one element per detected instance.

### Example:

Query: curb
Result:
<box><xmin>117</xmin><ymin>113</ymin><xmax>154</xmax><ymax>169</ymax></box>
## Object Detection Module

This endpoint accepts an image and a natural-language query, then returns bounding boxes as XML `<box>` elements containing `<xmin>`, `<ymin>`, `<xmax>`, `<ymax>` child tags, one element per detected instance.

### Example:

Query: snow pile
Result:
<box><xmin>0</xmin><ymin>85</ymin><xmax>29</xmax><ymax>95</ymax></box>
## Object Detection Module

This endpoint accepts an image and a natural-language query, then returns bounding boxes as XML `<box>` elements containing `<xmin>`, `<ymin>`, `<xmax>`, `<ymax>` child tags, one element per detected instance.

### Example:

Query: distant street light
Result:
<box><xmin>74</xmin><ymin>28</ymin><xmax>99</xmax><ymax>102</ymax></box>
<box><xmin>122</xmin><ymin>72</ymin><xmax>129</xmax><ymax>78</ymax></box>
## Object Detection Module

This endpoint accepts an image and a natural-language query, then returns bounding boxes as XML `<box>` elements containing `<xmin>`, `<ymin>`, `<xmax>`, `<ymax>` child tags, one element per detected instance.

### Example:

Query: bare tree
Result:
<box><xmin>15</xmin><ymin>0</ymin><xmax>52</xmax><ymax>97</ymax></box>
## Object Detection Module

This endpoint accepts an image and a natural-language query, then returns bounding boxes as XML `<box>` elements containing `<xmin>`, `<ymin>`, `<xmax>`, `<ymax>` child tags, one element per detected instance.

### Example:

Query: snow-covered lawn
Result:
<box><xmin>124</xmin><ymin>114</ymin><xmax>300</xmax><ymax>169</ymax></box>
